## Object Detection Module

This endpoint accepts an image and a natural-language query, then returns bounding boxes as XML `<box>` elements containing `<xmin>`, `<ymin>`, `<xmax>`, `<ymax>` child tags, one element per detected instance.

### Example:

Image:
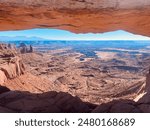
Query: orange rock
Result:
<box><xmin>0</xmin><ymin>0</ymin><xmax>150</xmax><ymax>36</ymax></box>
<box><xmin>0</xmin><ymin>44</ymin><xmax>25</xmax><ymax>85</ymax></box>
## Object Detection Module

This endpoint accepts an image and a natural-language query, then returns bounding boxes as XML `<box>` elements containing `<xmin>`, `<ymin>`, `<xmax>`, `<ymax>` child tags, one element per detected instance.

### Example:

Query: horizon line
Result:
<box><xmin>1</xmin><ymin>39</ymin><xmax>150</xmax><ymax>41</ymax></box>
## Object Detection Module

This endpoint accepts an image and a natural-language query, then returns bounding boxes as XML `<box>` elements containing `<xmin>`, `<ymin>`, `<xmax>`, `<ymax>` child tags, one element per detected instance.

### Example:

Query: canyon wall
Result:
<box><xmin>0</xmin><ymin>44</ymin><xmax>25</xmax><ymax>85</ymax></box>
<box><xmin>0</xmin><ymin>59</ymin><xmax>25</xmax><ymax>85</ymax></box>
<box><xmin>0</xmin><ymin>0</ymin><xmax>150</xmax><ymax>37</ymax></box>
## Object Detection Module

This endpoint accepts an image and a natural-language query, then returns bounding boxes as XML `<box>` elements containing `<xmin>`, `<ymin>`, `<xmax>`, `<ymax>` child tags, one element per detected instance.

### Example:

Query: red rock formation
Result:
<box><xmin>18</xmin><ymin>43</ymin><xmax>33</xmax><ymax>54</ymax></box>
<box><xmin>0</xmin><ymin>44</ymin><xmax>25</xmax><ymax>85</ymax></box>
<box><xmin>0</xmin><ymin>0</ymin><xmax>150</xmax><ymax>112</ymax></box>
<box><xmin>136</xmin><ymin>73</ymin><xmax>150</xmax><ymax>104</ymax></box>
<box><xmin>93</xmin><ymin>72</ymin><xmax>150</xmax><ymax>113</ymax></box>
<box><xmin>0</xmin><ymin>0</ymin><xmax>150</xmax><ymax>37</ymax></box>
<box><xmin>0</xmin><ymin>91</ymin><xmax>91</xmax><ymax>113</ymax></box>
<box><xmin>145</xmin><ymin>73</ymin><xmax>150</xmax><ymax>92</ymax></box>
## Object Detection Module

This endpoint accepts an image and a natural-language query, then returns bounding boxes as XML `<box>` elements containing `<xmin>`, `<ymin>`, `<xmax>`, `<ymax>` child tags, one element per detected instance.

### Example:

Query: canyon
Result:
<box><xmin>0</xmin><ymin>42</ymin><xmax>150</xmax><ymax>113</ymax></box>
<box><xmin>0</xmin><ymin>0</ymin><xmax>150</xmax><ymax>112</ymax></box>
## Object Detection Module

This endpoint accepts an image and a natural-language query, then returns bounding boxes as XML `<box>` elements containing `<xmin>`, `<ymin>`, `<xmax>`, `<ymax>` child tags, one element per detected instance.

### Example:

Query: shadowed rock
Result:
<box><xmin>0</xmin><ymin>85</ymin><xmax>150</xmax><ymax>113</ymax></box>
<box><xmin>0</xmin><ymin>90</ymin><xmax>93</xmax><ymax>113</ymax></box>
<box><xmin>0</xmin><ymin>86</ymin><xmax>10</xmax><ymax>94</ymax></box>
<box><xmin>92</xmin><ymin>99</ymin><xmax>150</xmax><ymax>113</ymax></box>
<box><xmin>19</xmin><ymin>43</ymin><xmax>33</xmax><ymax>54</ymax></box>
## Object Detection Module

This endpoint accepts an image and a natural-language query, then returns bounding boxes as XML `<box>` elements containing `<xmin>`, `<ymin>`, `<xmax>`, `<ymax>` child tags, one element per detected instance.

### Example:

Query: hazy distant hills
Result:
<box><xmin>0</xmin><ymin>36</ymin><xmax>46</xmax><ymax>41</ymax></box>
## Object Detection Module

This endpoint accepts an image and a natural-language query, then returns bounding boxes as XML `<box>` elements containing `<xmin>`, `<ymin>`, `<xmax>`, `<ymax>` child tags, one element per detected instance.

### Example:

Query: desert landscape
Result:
<box><xmin>0</xmin><ymin>0</ymin><xmax>150</xmax><ymax>113</ymax></box>
<box><xmin>0</xmin><ymin>40</ymin><xmax>150</xmax><ymax>113</ymax></box>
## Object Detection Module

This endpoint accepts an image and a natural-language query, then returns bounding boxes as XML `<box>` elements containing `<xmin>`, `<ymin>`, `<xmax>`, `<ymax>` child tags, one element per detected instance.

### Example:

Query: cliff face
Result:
<box><xmin>0</xmin><ymin>59</ymin><xmax>25</xmax><ymax>84</ymax></box>
<box><xmin>136</xmin><ymin>73</ymin><xmax>150</xmax><ymax>104</ymax></box>
<box><xmin>0</xmin><ymin>0</ymin><xmax>150</xmax><ymax>36</ymax></box>
<box><xmin>0</xmin><ymin>44</ymin><xmax>25</xmax><ymax>85</ymax></box>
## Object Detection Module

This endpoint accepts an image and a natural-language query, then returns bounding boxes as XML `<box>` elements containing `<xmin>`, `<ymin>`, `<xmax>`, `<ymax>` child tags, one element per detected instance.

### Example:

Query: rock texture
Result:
<box><xmin>136</xmin><ymin>73</ymin><xmax>150</xmax><ymax>104</ymax></box>
<box><xmin>0</xmin><ymin>44</ymin><xmax>150</xmax><ymax>113</ymax></box>
<box><xmin>0</xmin><ymin>44</ymin><xmax>25</xmax><ymax>85</ymax></box>
<box><xmin>0</xmin><ymin>0</ymin><xmax>150</xmax><ymax>113</ymax></box>
<box><xmin>92</xmin><ymin>99</ymin><xmax>150</xmax><ymax>113</ymax></box>
<box><xmin>0</xmin><ymin>88</ymin><xmax>150</xmax><ymax>113</ymax></box>
<box><xmin>93</xmin><ymin>72</ymin><xmax>150</xmax><ymax>113</ymax></box>
<box><xmin>0</xmin><ymin>0</ymin><xmax>150</xmax><ymax>36</ymax></box>
<box><xmin>19</xmin><ymin>43</ymin><xmax>33</xmax><ymax>54</ymax></box>
<box><xmin>0</xmin><ymin>90</ymin><xmax>92</xmax><ymax>113</ymax></box>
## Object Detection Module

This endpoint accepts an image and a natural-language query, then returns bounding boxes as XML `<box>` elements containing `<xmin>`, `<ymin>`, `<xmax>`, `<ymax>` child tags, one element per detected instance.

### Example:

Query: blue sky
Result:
<box><xmin>0</xmin><ymin>29</ymin><xmax>150</xmax><ymax>40</ymax></box>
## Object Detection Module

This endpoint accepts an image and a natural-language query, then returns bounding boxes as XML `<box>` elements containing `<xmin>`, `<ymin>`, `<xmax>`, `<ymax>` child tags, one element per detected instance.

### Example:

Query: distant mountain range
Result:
<box><xmin>0</xmin><ymin>36</ymin><xmax>47</xmax><ymax>41</ymax></box>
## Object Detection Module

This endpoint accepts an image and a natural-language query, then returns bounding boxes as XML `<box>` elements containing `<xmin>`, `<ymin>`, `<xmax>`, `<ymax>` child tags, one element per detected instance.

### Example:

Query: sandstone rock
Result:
<box><xmin>0</xmin><ymin>0</ymin><xmax>150</xmax><ymax>112</ymax></box>
<box><xmin>4</xmin><ymin>73</ymin><xmax>55</xmax><ymax>93</ymax></box>
<box><xmin>144</xmin><ymin>73</ymin><xmax>150</xmax><ymax>92</ymax></box>
<box><xmin>19</xmin><ymin>43</ymin><xmax>33</xmax><ymax>54</ymax></box>
<box><xmin>0</xmin><ymin>0</ymin><xmax>150</xmax><ymax>37</ymax></box>
<box><xmin>6</xmin><ymin>98</ymin><xmax>54</xmax><ymax>112</ymax></box>
<box><xmin>92</xmin><ymin>102</ymin><xmax>113</xmax><ymax>113</ymax></box>
<box><xmin>1</xmin><ymin>89</ymin><xmax>150</xmax><ymax>113</ymax></box>
<box><xmin>0</xmin><ymin>44</ymin><xmax>17</xmax><ymax>58</ymax></box>
<box><xmin>0</xmin><ymin>43</ymin><xmax>25</xmax><ymax>85</ymax></box>
<box><xmin>0</xmin><ymin>91</ymin><xmax>31</xmax><ymax>105</ymax></box>
<box><xmin>29</xmin><ymin>45</ymin><xmax>33</xmax><ymax>53</ymax></box>
<box><xmin>0</xmin><ymin>91</ymin><xmax>90</xmax><ymax>113</ymax></box>
<box><xmin>0</xmin><ymin>60</ymin><xmax>24</xmax><ymax>79</ymax></box>
<box><xmin>0</xmin><ymin>86</ymin><xmax>10</xmax><ymax>94</ymax></box>
<box><xmin>19</xmin><ymin>43</ymin><xmax>28</xmax><ymax>54</ymax></box>
<box><xmin>138</xmin><ymin>104</ymin><xmax>150</xmax><ymax>113</ymax></box>
<box><xmin>110</xmin><ymin>102</ymin><xmax>137</xmax><ymax>113</ymax></box>
<box><xmin>92</xmin><ymin>100</ymin><xmax>141</xmax><ymax>113</ymax></box>
<box><xmin>136</xmin><ymin>73</ymin><xmax>150</xmax><ymax>104</ymax></box>
<box><xmin>0</xmin><ymin>106</ymin><xmax>15</xmax><ymax>113</ymax></box>
<box><xmin>0</xmin><ymin>70</ymin><xmax>7</xmax><ymax>85</ymax></box>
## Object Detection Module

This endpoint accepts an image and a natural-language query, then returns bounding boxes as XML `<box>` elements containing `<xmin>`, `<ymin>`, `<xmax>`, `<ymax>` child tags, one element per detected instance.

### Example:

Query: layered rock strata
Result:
<box><xmin>0</xmin><ymin>0</ymin><xmax>150</xmax><ymax>36</ymax></box>
<box><xmin>0</xmin><ymin>44</ymin><xmax>25</xmax><ymax>85</ymax></box>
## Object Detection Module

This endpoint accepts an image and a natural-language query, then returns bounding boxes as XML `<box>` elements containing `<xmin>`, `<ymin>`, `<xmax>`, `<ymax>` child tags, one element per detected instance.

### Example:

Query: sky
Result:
<box><xmin>0</xmin><ymin>29</ymin><xmax>150</xmax><ymax>40</ymax></box>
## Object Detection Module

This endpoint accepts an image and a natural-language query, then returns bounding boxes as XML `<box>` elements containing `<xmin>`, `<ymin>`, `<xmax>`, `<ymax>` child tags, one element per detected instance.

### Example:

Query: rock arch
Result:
<box><xmin>0</xmin><ymin>0</ymin><xmax>150</xmax><ymax>37</ymax></box>
<box><xmin>0</xmin><ymin>0</ymin><xmax>150</xmax><ymax>112</ymax></box>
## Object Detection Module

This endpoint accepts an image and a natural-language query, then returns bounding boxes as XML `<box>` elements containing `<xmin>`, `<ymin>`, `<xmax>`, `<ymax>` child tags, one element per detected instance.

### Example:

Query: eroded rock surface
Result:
<box><xmin>0</xmin><ymin>44</ymin><xmax>25</xmax><ymax>85</ymax></box>
<box><xmin>0</xmin><ymin>88</ymin><xmax>150</xmax><ymax>113</ymax></box>
<box><xmin>0</xmin><ymin>91</ymin><xmax>92</xmax><ymax>113</ymax></box>
<box><xmin>0</xmin><ymin>0</ymin><xmax>150</xmax><ymax>113</ymax></box>
<box><xmin>92</xmin><ymin>99</ymin><xmax>150</xmax><ymax>113</ymax></box>
<box><xmin>91</xmin><ymin>72</ymin><xmax>150</xmax><ymax>113</ymax></box>
<box><xmin>19</xmin><ymin>43</ymin><xmax>33</xmax><ymax>54</ymax></box>
<box><xmin>0</xmin><ymin>0</ymin><xmax>150</xmax><ymax>36</ymax></box>
<box><xmin>1</xmin><ymin>42</ymin><xmax>150</xmax><ymax>113</ymax></box>
<box><xmin>136</xmin><ymin>73</ymin><xmax>150</xmax><ymax>104</ymax></box>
